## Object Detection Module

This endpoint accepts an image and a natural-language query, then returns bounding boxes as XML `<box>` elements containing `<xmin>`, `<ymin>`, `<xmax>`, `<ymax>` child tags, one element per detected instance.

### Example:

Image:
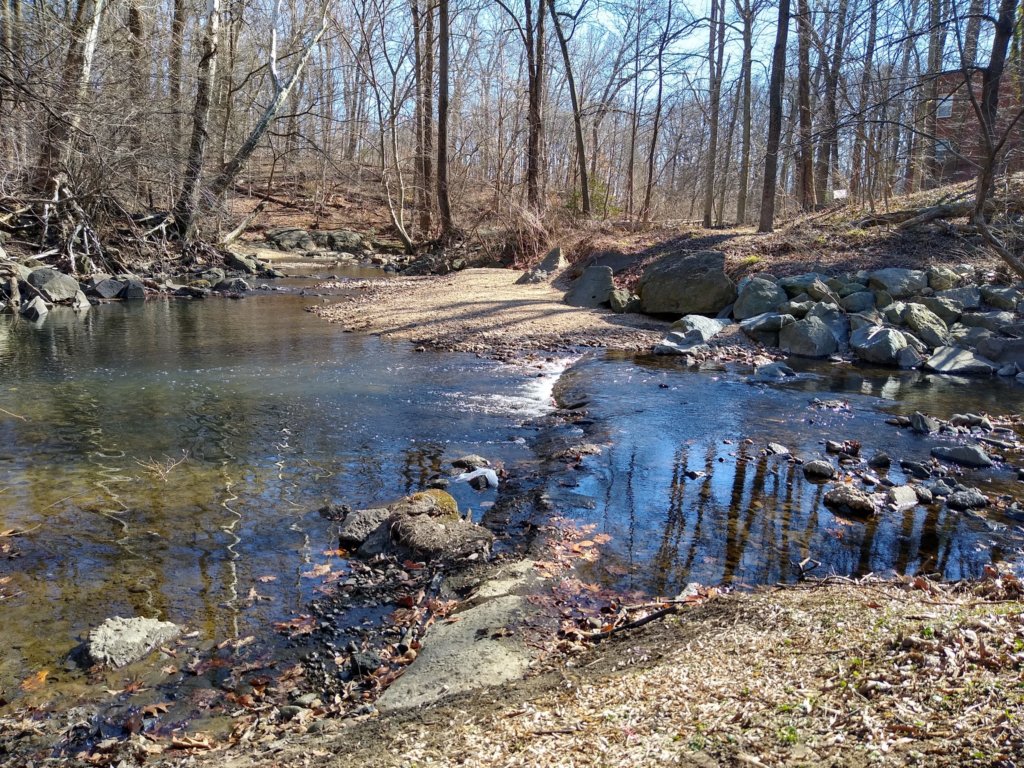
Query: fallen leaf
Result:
<box><xmin>143</xmin><ymin>703</ymin><xmax>169</xmax><ymax>717</ymax></box>
<box><xmin>301</xmin><ymin>564</ymin><xmax>332</xmax><ymax>579</ymax></box>
<box><xmin>19</xmin><ymin>670</ymin><xmax>48</xmax><ymax>691</ymax></box>
<box><xmin>255</xmin><ymin>575</ymin><xmax>277</xmax><ymax>583</ymax></box>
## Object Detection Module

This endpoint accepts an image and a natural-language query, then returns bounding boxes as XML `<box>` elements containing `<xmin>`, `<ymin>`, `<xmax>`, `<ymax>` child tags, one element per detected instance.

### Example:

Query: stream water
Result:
<box><xmin>1</xmin><ymin>277</ymin><xmax>1023</xmax><ymax>721</ymax></box>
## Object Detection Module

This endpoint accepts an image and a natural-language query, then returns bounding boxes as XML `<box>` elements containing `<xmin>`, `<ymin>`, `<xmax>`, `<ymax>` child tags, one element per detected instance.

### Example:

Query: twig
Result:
<box><xmin>0</xmin><ymin>407</ymin><xmax>28</xmax><ymax>421</ymax></box>
<box><xmin>581</xmin><ymin>605</ymin><xmax>680</xmax><ymax>642</ymax></box>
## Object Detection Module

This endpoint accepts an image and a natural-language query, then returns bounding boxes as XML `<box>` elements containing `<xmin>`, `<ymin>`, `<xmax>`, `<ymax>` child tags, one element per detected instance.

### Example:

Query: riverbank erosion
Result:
<box><xmin>156</xmin><ymin>573</ymin><xmax>1022</xmax><ymax>768</ymax></box>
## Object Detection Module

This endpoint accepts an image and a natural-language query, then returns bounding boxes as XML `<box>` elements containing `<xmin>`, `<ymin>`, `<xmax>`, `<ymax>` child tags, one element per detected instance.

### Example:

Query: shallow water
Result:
<box><xmin>0</xmin><ymin>284</ymin><xmax>548</xmax><ymax>706</ymax></box>
<box><xmin>557</xmin><ymin>353</ymin><xmax>1024</xmax><ymax>595</ymax></box>
<box><xmin>2</xmin><ymin>284</ymin><xmax>1024</xmax><ymax>714</ymax></box>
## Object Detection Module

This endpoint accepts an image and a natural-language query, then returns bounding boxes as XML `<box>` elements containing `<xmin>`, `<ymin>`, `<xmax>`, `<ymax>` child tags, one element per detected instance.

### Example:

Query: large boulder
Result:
<box><xmin>960</xmin><ymin>311</ymin><xmax>1016</xmax><ymax>332</ymax></box>
<box><xmin>980</xmin><ymin>285</ymin><xmax>1022</xmax><ymax>310</ymax></box>
<box><xmin>357</xmin><ymin>490</ymin><xmax>493</xmax><ymax>561</ymax></box>
<box><xmin>733</xmin><ymin>277</ymin><xmax>787</xmax><ymax>320</ymax></box>
<box><xmin>868</xmin><ymin>268</ymin><xmax>928</xmax><ymax>298</ymax></box>
<box><xmin>670</xmin><ymin>314</ymin><xmax>731</xmax><ymax>341</ymax></box>
<box><xmin>338</xmin><ymin>507</ymin><xmax>392</xmax><ymax>546</ymax></box>
<box><xmin>779</xmin><ymin>316</ymin><xmax>837</xmax><ymax>358</ymax></box>
<box><xmin>824</xmin><ymin>486</ymin><xmax>878</xmax><ymax>518</ymax></box>
<box><xmin>740</xmin><ymin>312</ymin><xmax>795</xmax><ymax>346</ymax></box>
<box><xmin>637</xmin><ymin>251</ymin><xmax>736</xmax><ymax>315</ymax></box>
<box><xmin>777</xmin><ymin>273</ymin><xmax>830</xmax><ymax>298</ymax></box>
<box><xmin>931</xmin><ymin>445</ymin><xmax>994</xmax><ymax>468</ymax></box>
<box><xmin>27</xmin><ymin>268</ymin><xmax>81</xmax><ymax>302</ymax></box>
<box><xmin>86</xmin><ymin>616</ymin><xmax>181</xmax><ymax>668</ymax></box>
<box><xmin>19</xmin><ymin>295</ymin><xmax>48</xmax><ymax>321</ymax></box>
<box><xmin>850</xmin><ymin>325</ymin><xmax>908</xmax><ymax>366</ymax></box>
<box><xmin>923</xmin><ymin>346</ymin><xmax>998</xmax><ymax>375</ymax></box>
<box><xmin>226</xmin><ymin>251</ymin><xmax>260</xmax><ymax>274</ymax></box>
<box><xmin>89</xmin><ymin>278</ymin><xmax>124</xmax><ymax>299</ymax></box>
<box><xmin>977</xmin><ymin>337</ymin><xmax>1024</xmax><ymax>368</ymax></box>
<box><xmin>927</xmin><ymin>266</ymin><xmax>960</xmax><ymax>291</ymax></box>
<box><xmin>937</xmin><ymin>286</ymin><xmax>981</xmax><ymax>309</ymax></box>
<box><xmin>916</xmin><ymin>296</ymin><xmax>963</xmax><ymax>324</ymax></box>
<box><xmin>901</xmin><ymin>303</ymin><xmax>949</xmax><ymax>347</ymax></box>
<box><xmin>265</xmin><ymin>227</ymin><xmax>317</xmax><ymax>252</ymax></box>
<box><xmin>807</xmin><ymin>302</ymin><xmax>850</xmax><ymax>346</ymax></box>
<box><xmin>840</xmin><ymin>291</ymin><xmax>875</xmax><ymax>313</ymax></box>
<box><xmin>564</xmin><ymin>265</ymin><xmax>614</xmax><ymax>307</ymax></box>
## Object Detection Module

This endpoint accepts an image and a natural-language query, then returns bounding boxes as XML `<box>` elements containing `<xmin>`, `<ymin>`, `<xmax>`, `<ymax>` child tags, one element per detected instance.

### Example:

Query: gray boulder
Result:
<box><xmin>226</xmin><ymin>252</ymin><xmax>259</xmax><ymax>274</ymax></box>
<box><xmin>609</xmin><ymin>288</ymin><xmax>640</xmax><ymax>313</ymax></box>
<box><xmin>949</xmin><ymin>324</ymin><xmax>995</xmax><ymax>348</ymax></box>
<box><xmin>946</xmin><ymin>488</ymin><xmax>990</xmax><ymax>510</ymax></box>
<box><xmin>927</xmin><ymin>266</ymin><xmax>960</xmax><ymax>291</ymax></box>
<box><xmin>937</xmin><ymin>286</ymin><xmax>981</xmax><ymax>309</ymax></box>
<box><xmin>338</xmin><ymin>507</ymin><xmax>392</xmax><ymax>546</ymax></box>
<box><xmin>838</xmin><ymin>282</ymin><xmax>869</xmax><ymax>298</ymax></box>
<box><xmin>850</xmin><ymin>325</ymin><xmax>908</xmax><ymax>366</ymax></box>
<box><xmin>803</xmin><ymin>459</ymin><xmax>836</xmax><ymax>480</ymax></box>
<box><xmin>27</xmin><ymin>268</ymin><xmax>81</xmax><ymax>303</ymax></box>
<box><xmin>961</xmin><ymin>311</ymin><xmax>1017</xmax><ymax>331</ymax></box>
<box><xmin>89</xmin><ymin>278</ymin><xmax>124</xmax><ymax>299</ymax></box>
<box><xmin>886</xmin><ymin>485</ymin><xmax>919</xmax><ymax>510</ymax></box>
<box><xmin>917</xmin><ymin>296</ymin><xmax>963</xmax><ymax>324</ymax></box>
<box><xmin>807</xmin><ymin>303</ymin><xmax>850</xmax><ymax>345</ymax></box>
<box><xmin>214</xmin><ymin>277</ymin><xmax>250</xmax><ymax>292</ymax></box>
<box><xmin>923</xmin><ymin>346</ymin><xmax>998</xmax><ymax>375</ymax></box>
<box><xmin>779</xmin><ymin>300</ymin><xmax>814</xmax><ymax>318</ymax></box>
<box><xmin>931</xmin><ymin>445</ymin><xmax>994</xmax><ymax>468</ymax></box>
<box><xmin>71</xmin><ymin>290</ymin><xmax>91</xmax><ymax>311</ymax></box>
<box><xmin>868</xmin><ymin>268</ymin><xmax>928</xmax><ymax>298</ymax></box>
<box><xmin>840</xmin><ymin>291</ymin><xmax>875</xmax><ymax>313</ymax></box>
<box><xmin>653</xmin><ymin>332</ymin><xmax>709</xmax><ymax>356</ymax></box>
<box><xmin>740</xmin><ymin>312</ymin><xmax>795</xmax><ymax>346</ymax></box>
<box><xmin>20</xmin><ymin>295</ymin><xmax>48</xmax><ymax>321</ymax></box>
<box><xmin>86</xmin><ymin>616</ymin><xmax>181</xmax><ymax>668</ymax></box>
<box><xmin>266</xmin><ymin>227</ymin><xmax>317</xmax><ymax>252</ymax></box>
<box><xmin>779</xmin><ymin>316</ymin><xmax>837</xmax><ymax>358</ymax></box>
<box><xmin>804</xmin><ymin>279</ymin><xmax>841</xmax><ymax>305</ymax></box>
<box><xmin>901</xmin><ymin>303</ymin><xmax>949</xmax><ymax>347</ymax></box>
<box><xmin>777</xmin><ymin>273</ymin><xmax>830</xmax><ymax>298</ymax></box>
<box><xmin>119</xmin><ymin>278</ymin><xmax>146</xmax><ymax>300</ymax></box>
<box><xmin>977</xmin><ymin>337</ymin><xmax>1024</xmax><ymax>368</ymax></box>
<box><xmin>733</xmin><ymin>277</ymin><xmax>787</xmax><ymax>320</ymax></box>
<box><xmin>980</xmin><ymin>285</ymin><xmax>1022</xmax><ymax>310</ymax></box>
<box><xmin>637</xmin><ymin>251</ymin><xmax>736</xmax><ymax>315</ymax></box>
<box><xmin>671</xmin><ymin>314</ymin><xmax>730</xmax><ymax>341</ymax></box>
<box><xmin>564</xmin><ymin>266</ymin><xmax>614</xmax><ymax>308</ymax></box>
<box><xmin>897</xmin><ymin>346</ymin><xmax>926</xmax><ymax>369</ymax></box>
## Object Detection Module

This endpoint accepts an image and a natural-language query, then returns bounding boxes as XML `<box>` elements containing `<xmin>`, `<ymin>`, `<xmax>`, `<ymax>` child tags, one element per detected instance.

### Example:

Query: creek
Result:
<box><xmin>1</xmin><ymin>273</ymin><xmax>1022</xmax><ymax>723</ymax></box>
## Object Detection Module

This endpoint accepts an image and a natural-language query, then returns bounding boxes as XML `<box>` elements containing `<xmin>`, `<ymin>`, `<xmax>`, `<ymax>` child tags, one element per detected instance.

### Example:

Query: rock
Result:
<box><xmin>740</xmin><ymin>312</ymin><xmax>795</xmax><ymax>345</ymax></box>
<box><xmin>119</xmin><ymin>278</ymin><xmax>146</xmax><ymax>300</ymax></box>
<box><xmin>807</xmin><ymin>302</ymin><xmax>850</xmax><ymax>345</ymax></box>
<box><xmin>914</xmin><ymin>485</ymin><xmax>934</xmax><ymax>504</ymax></box>
<box><xmin>752</xmin><ymin>362</ymin><xmax>795</xmax><ymax>380</ymax></box>
<box><xmin>803</xmin><ymin>459</ymin><xmax>836</xmax><ymax>480</ymax></box>
<box><xmin>653</xmin><ymin>331</ymin><xmax>709</xmax><ymax>356</ymax></box>
<box><xmin>517</xmin><ymin>247</ymin><xmax>568</xmax><ymax>284</ymax></box>
<box><xmin>767</xmin><ymin>442</ymin><xmax>790</xmax><ymax>455</ymax></box>
<box><xmin>637</xmin><ymin>251</ymin><xmax>736</xmax><ymax>315</ymax></box>
<box><xmin>936</xmin><ymin>286</ymin><xmax>981</xmax><ymax>309</ymax></box>
<box><xmin>824</xmin><ymin>486</ymin><xmax>878</xmax><ymax>517</ymax></box>
<box><xmin>350</xmin><ymin>650</ymin><xmax>383</xmax><ymax>677</ymax></box>
<box><xmin>850</xmin><ymin>326</ymin><xmax>908</xmax><ymax>366</ymax></box>
<box><xmin>214</xmin><ymin>277</ymin><xmax>250</xmax><ymax>292</ymax></box>
<box><xmin>779</xmin><ymin>316</ymin><xmax>837</xmax><ymax>358</ymax></box>
<box><xmin>20</xmin><ymin>295</ymin><xmax>48</xmax><ymax>320</ymax></box>
<box><xmin>916</xmin><ymin>296</ymin><xmax>963</xmax><ymax>324</ymax></box>
<box><xmin>27</xmin><ymin>268</ymin><xmax>81</xmax><ymax>303</ymax></box>
<box><xmin>779</xmin><ymin>300</ymin><xmax>814</xmax><ymax>317</ymax></box>
<box><xmin>868</xmin><ymin>268</ymin><xmax>928</xmax><ymax>298</ymax></box>
<box><xmin>923</xmin><ymin>346</ymin><xmax>998</xmax><ymax>375</ymax></box>
<box><xmin>804</xmin><ymin>279</ymin><xmax>841</xmax><ymax>305</ymax></box>
<box><xmin>927</xmin><ymin>266</ymin><xmax>960</xmax><ymax>291</ymax></box>
<box><xmin>998</xmin><ymin>363</ymin><xmax>1019</xmax><ymax>376</ymax></box>
<box><xmin>960</xmin><ymin>310</ymin><xmax>1015</xmax><ymax>331</ymax></box>
<box><xmin>838</xmin><ymin>282</ymin><xmax>868</xmax><ymax>298</ymax></box>
<box><xmin>88</xmin><ymin>278</ymin><xmax>123</xmax><ymax>299</ymax></box>
<box><xmin>266</xmin><ymin>227</ymin><xmax>317</xmax><ymax>252</ymax></box>
<box><xmin>338</xmin><ymin>507</ymin><xmax>391</xmax><ymax>546</ymax></box>
<box><xmin>840</xmin><ymin>291</ymin><xmax>875</xmax><ymax>313</ymax></box>
<box><xmin>564</xmin><ymin>266</ymin><xmax>613</xmax><ymax>308</ymax></box>
<box><xmin>946</xmin><ymin>488</ymin><xmax>989</xmax><ymax>510</ymax></box>
<box><xmin>359</xmin><ymin>514</ymin><xmax>493</xmax><ymax>561</ymax></box>
<box><xmin>910</xmin><ymin>412</ymin><xmax>940</xmax><ymax>434</ymax></box>
<box><xmin>901</xmin><ymin>303</ymin><xmax>949</xmax><ymax>347</ymax></box>
<box><xmin>733</xmin><ymin>277</ymin><xmax>787</xmax><ymax>320</ymax></box>
<box><xmin>671</xmin><ymin>314</ymin><xmax>730</xmax><ymax>341</ymax></box>
<box><xmin>867</xmin><ymin>452</ymin><xmax>891</xmax><ymax>469</ymax></box>
<box><xmin>873</xmin><ymin>289</ymin><xmax>894</xmax><ymax>309</ymax></box>
<box><xmin>86</xmin><ymin>616</ymin><xmax>181</xmax><ymax>668</ymax></box>
<box><xmin>608</xmin><ymin>289</ymin><xmax>640</xmax><ymax>313</ymax></box>
<box><xmin>949</xmin><ymin>324</ymin><xmax>994</xmax><ymax>348</ymax></box>
<box><xmin>886</xmin><ymin>485</ymin><xmax>919</xmax><ymax>510</ymax></box>
<box><xmin>977</xmin><ymin>337</ymin><xmax>1024</xmax><ymax>368</ymax></box>
<box><xmin>71</xmin><ymin>290</ymin><xmax>91</xmax><ymax>310</ymax></box>
<box><xmin>452</xmin><ymin>454</ymin><xmax>490</xmax><ymax>469</ymax></box>
<box><xmin>897</xmin><ymin>346</ymin><xmax>926</xmax><ymax>369</ymax></box>
<box><xmin>226</xmin><ymin>252</ymin><xmax>259</xmax><ymax>274</ymax></box>
<box><xmin>777</xmin><ymin>273</ymin><xmax>830</xmax><ymax>298</ymax></box>
<box><xmin>980</xmin><ymin>285</ymin><xmax>1022</xmax><ymax>310</ymax></box>
<box><xmin>930</xmin><ymin>444</ymin><xmax>994</xmax><ymax>468</ymax></box>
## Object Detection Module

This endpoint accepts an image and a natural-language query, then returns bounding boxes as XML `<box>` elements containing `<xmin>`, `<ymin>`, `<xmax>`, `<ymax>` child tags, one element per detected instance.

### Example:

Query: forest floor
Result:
<box><xmin>157</xmin><ymin>572</ymin><xmax>1023</xmax><ymax>768</ymax></box>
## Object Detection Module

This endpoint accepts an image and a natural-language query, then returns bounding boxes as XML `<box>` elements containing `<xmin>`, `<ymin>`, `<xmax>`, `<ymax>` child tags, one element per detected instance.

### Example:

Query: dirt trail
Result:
<box><xmin>313</xmin><ymin>268</ymin><xmax>669</xmax><ymax>357</ymax></box>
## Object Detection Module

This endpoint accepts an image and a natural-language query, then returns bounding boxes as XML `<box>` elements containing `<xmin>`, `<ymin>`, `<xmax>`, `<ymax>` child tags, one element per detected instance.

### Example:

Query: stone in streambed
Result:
<box><xmin>850</xmin><ymin>326</ymin><xmax>908</xmax><ymax>366</ymax></box>
<box><xmin>86</xmin><ymin>616</ymin><xmax>181</xmax><ymax>668</ymax></box>
<box><xmin>803</xmin><ymin>460</ymin><xmax>836</xmax><ymax>481</ymax></box>
<box><xmin>20</xmin><ymin>296</ymin><xmax>48</xmax><ymax>320</ymax></box>
<box><xmin>824</xmin><ymin>486</ymin><xmax>878</xmax><ymax>517</ymax></box>
<box><xmin>930</xmin><ymin>444</ymin><xmax>994</xmax><ymax>468</ymax></box>
<box><xmin>923</xmin><ymin>346</ymin><xmax>997</xmax><ymax>375</ymax></box>
<box><xmin>337</xmin><ymin>507</ymin><xmax>391</xmax><ymax>546</ymax></box>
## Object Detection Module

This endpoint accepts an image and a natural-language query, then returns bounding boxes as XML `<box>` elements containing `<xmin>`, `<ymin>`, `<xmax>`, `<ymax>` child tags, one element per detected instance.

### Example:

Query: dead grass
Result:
<box><xmin>170</xmin><ymin>573</ymin><xmax>1023</xmax><ymax>768</ymax></box>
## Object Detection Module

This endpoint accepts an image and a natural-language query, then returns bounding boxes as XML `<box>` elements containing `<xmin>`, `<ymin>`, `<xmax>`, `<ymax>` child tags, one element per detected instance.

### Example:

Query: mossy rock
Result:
<box><xmin>403</xmin><ymin>489</ymin><xmax>459</xmax><ymax>519</ymax></box>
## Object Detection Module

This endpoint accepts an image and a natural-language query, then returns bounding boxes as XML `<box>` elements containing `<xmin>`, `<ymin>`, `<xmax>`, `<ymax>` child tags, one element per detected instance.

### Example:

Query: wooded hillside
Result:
<box><xmin>1</xmin><ymin>0</ymin><xmax>1022</xmax><ymax>258</ymax></box>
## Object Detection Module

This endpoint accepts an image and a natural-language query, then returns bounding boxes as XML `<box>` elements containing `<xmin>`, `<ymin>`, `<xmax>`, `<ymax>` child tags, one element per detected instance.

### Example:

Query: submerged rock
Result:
<box><xmin>86</xmin><ymin>616</ymin><xmax>181</xmax><ymax>668</ymax></box>
<box><xmin>946</xmin><ymin>488</ymin><xmax>990</xmax><ymax>510</ymax></box>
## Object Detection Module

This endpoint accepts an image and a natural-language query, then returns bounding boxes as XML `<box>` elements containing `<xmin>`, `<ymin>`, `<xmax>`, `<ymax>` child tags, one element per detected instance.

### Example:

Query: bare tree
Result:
<box><xmin>758</xmin><ymin>0</ymin><xmax>791</xmax><ymax>232</ymax></box>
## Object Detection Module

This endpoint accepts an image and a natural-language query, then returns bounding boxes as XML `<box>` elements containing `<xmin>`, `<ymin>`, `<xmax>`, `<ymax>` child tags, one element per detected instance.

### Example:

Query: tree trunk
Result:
<box><xmin>702</xmin><ymin>0</ymin><xmax>723</xmax><ymax>228</ymax></box>
<box><xmin>813</xmin><ymin>0</ymin><xmax>848</xmax><ymax>207</ymax></box>
<box><xmin>208</xmin><ymin>6</ymin><xmax>328</xmax><ymax>200</ymax></box>
<box><xmin>963</xmin><ymin>0</ymin><xmax>985</xmax><ymax>67</ymax></box>
<box><xmin>173</xmin><ymin>0</ymin><xmax>221</xmax><ymax>241</ymax></box>
<box><xmin>548</xmin><ymin>0</ymin><xmax>590</xmax><ymax>216</ymax></box>
<box><xmin>734</xmin><ymin>0</ymin><xmax>754</xmax><ymax>224</ymax></box>
<box><xmin>850</xmin><ymin>0</ymin><xmax>877</xmax><ymax>200</ymax></box>
<box><xmin>169</xmin><ymin>0</ymin><xmax>188</xmax><ymax>155</ymax></box>
<box><xmin>795</xmin><ymin>0</ymin><xmax>814</xmax><ymax>209</ymax></box>
<box><xmin>437</xmin><ymin>0</ymin><xmax>454</xmax><ymax>237</ymax></box>
<box><xmin>525</xmin><ymin>0</ymin><xmax>545</xmax><ymax>213</ymax></box>
<box><xmin>33</xmin><ymin>0</ymin><xmax>107</xmax><ymax>192</ymax></box>
<box><xmin>758</xmin><ymin>0</ymin><xmax>791</xmax><ymax>233</ymax></box>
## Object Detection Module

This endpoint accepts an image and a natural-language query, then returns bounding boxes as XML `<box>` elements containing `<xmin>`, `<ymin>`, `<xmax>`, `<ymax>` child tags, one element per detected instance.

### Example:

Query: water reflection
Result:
<box><xmin>0</xmin><ymin>295</ymin><xmax>542</xmax><ymax>700</ymax></box>
<box><xmin>566</xmin><ymin>354</ymin><xmax>1024</xmax><ymax>594</ymax></box>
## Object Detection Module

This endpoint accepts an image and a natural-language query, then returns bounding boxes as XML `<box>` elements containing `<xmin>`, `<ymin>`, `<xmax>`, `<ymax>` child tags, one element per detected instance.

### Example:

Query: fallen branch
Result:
<box><xmin>219</xmin><ymin>201</ymin><xmax>267</xmax><ymax>247</ymax></box>
<box><xmin>581</xmin><ymin>604</ymin><xmax>680</xmax><ymax>642</ymax></box>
